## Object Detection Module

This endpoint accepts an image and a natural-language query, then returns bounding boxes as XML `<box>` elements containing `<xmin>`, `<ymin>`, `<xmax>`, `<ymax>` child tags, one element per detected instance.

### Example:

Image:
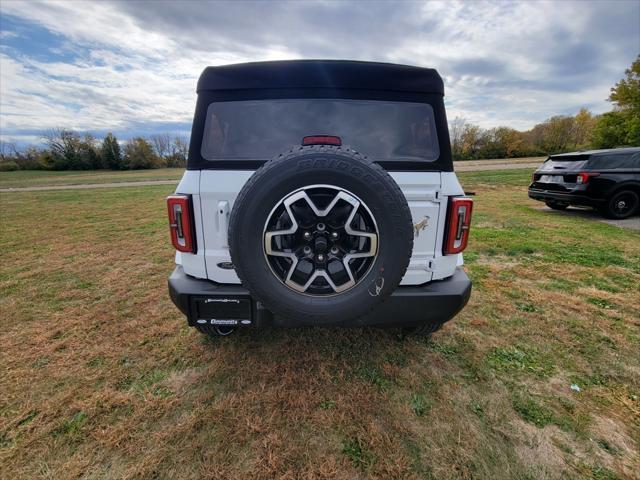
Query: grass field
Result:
<box><xmin>0</xmin><ymin>157</ymin><xmax>545</xmax><ymax>189</ymax></box>
<box><xmin>0</xmin><ymin>168</ymin><xmax>184</xmax><ymax>189</ymax></box>
<box><xmin>1</xmin><ymin>169</ymin><xmax>638</xmax><ymax>479</ymax></box>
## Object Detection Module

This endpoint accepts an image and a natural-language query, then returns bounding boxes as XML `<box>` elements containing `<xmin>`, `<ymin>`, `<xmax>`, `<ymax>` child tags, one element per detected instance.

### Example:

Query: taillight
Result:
<box><xmin>576</xmin><ymin>172</ymin><xmax>599</xmax><ymax>184</ymax></box>
<box><xmin>302</xmin><ymin>135</ymin><xmax>342</xmax><ymax>146</ymax></box>
<box><xmin>443</xmin><ymin>197</ymin><xmax>473</xmax><ymax>255</ymax></box>
<box><xmin>167</xmin><ymin>194</ymin><xmax>196</xmax><ymax>253</ymax></box>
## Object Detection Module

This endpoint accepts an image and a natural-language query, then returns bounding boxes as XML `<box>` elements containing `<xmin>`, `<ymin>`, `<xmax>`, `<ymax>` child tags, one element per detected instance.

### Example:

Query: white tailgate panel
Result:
<box><xmin>199</xmin><ymin>170</ymin><xmax>448</xmax><ymax>285</ymax></box>
<box><xmin>390</xmin><ymin>172</ymin><xmax>441</xmax><ymax>285</ymax></box>
<box><xmin>200</xmin><ymin>170</ymin><xmax>253</xmax><ymax>283</ymax></box>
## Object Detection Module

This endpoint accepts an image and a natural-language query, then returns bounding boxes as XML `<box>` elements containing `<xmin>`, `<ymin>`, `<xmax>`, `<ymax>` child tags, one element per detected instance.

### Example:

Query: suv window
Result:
<box><xmin>201</xmin><ymin>99</ymin><xmax>439</xmax><ymax>162</ymax></box>
<box><xmin>587</xmin><ymin>152</ymin><xmax>640</xmax><ymax>170</ymax></box>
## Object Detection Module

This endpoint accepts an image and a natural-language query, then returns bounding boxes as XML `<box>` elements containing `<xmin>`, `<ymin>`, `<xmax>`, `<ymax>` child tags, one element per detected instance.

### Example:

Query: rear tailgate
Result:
<box><xmin>532</xmin><ymin>159</ymin><xmax>586</xmax><ymax>191</ymax></box>
<box><xmin>389</xmin><ymin>172</ymin><xmax>442</xmax><ymax>285</ymax></box>
<box><xmin>199</xmin><ymin>170</ymin><xmax>445</xmax><ymax>286</ymax></box>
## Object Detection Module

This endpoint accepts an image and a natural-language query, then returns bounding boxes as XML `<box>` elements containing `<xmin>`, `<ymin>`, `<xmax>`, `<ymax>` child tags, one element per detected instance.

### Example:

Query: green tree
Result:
<box><xmin>150</xmin><ymin>133</ymin><xmax>171</xmax><ymax>166</ymax></box>
<box><xmin>123</xmin><ymin>137</ymin><xmax>159</xmax><ymax>169</ymax></box>
<box><xmin>79</xmin><ymin>134</ymin><xmax>101</xmax><ymax>169</ymax></box>
<box><xmin>449</xmin><ymin>117</ymin><xmax>467</xmax><ymax>160</ymax></box>
<box><xmin>591</xmin><ymin>110</ymin><xmax>640</xmax><ymax>148</ymax></box>
<box><xmin>460</xmin><ymin>124</ymin><xmax>482</xmax><ymax>159</ymax></box>
<box><xmin>42</xmin><ymin>129</ymin><xmax>100</xmax><ymax>170</ymax></box>
<box><xmin>43</xmin><ymin>129</ymin><xmax>82</xmax><ymax>170</ymax></box>
<box><xmin>540</xmin><ymin>116</ymin><xmax>575</xmax><ymax>153</ymax></box>
<box><xmin>609</xmin><ymin>55</ymin><xmax>640</xmax><ymax>111</ymax></box>
<box><xmin>592</xmin><ymin>55</ymin><xmax>640</xmax><ymax>148</ymax></box>
<box><xmin>101</xmin><ymin>133</ymin><xmax>122</xmax><ymax>169</ymax></box>
<box><xmin>165</xmin><ymin>135</ymin><xmax>188</xmax><ymax>167</ymax></box>
<box><xmin>477</xmin><ymin>127</ymin><xmax>525</xmax><ymax>159</ymax></box>
<box><xmin>572</xmin><ymin>108</ymin><xmax>596</xmax><ymax>148</ymax></box>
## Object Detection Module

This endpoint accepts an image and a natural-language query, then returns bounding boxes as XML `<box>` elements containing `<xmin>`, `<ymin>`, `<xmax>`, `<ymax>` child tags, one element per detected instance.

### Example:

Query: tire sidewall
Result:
<box><xmin>545</xmin><ymin>201</ymin><xmax>568</xmax><ymax>211</ymax></box>
<box><xmin>604</xmin><ymin>190</ymin><xmax>639</xmax><ymax>219</ymax></box>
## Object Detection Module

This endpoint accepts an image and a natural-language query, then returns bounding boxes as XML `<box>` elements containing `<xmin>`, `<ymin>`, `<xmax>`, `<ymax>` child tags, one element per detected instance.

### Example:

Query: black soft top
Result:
<box><xmin>197</xmin><ymin>60</ymin><xmax>445</xmax><ymax>95</ymax></box>
<box><xmin>188</xmin><ymin>60</ymin><xmax>453</xmax><ymax>171</ymax></box>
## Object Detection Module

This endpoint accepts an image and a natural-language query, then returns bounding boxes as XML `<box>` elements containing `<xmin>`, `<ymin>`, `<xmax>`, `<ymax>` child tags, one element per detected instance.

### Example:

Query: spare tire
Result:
<box><xmin>228</xmin><ymin>145</ymin><xmax>413</xmax><ymax>325</ymax></box>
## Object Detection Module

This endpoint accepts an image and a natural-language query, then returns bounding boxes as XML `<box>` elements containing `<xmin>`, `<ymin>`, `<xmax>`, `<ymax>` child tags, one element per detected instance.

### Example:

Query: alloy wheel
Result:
<box><xmin>263</xmin><ymin>185</ymin><xmax>379</xmax><ymax>296</ymax></box>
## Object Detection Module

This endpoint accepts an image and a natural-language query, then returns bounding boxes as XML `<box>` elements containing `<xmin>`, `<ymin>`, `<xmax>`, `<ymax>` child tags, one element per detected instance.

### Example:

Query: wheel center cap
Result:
<box><xmin>314</xmin><ymin>235</ymin><xmax>328</xmax><ymax>252</ymax></box>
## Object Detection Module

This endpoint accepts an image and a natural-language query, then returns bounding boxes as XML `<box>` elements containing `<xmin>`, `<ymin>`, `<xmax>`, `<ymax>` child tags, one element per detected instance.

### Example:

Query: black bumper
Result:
<box><xmin>168</xmin><ymin>266</ymin><xmax>471</xmax><ymax>329</ymax></box>
<box><xmin>528</xmin><ymin>188</ymin><xmax>602</xmax><ymax>207</ymax></box>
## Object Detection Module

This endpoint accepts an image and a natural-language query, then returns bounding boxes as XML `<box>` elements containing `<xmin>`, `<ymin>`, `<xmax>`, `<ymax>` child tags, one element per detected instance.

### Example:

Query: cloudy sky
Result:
<box><xmin>0</xmin><ymin>0</ymin><xmax>638</xmax><ymax>146</ymax></box>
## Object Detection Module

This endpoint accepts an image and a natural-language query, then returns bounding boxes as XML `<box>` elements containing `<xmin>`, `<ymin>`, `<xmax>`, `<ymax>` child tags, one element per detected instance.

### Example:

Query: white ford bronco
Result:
<box><xmin>167</xmin><ymin>60</ymin><xmax>473</xmax><ymax>337</ymax></box>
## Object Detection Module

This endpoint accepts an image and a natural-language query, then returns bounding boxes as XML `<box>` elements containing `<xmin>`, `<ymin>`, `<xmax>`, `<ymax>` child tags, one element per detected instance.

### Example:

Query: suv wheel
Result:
<box><xmin>545</xmin><ymin>201</ymin><xmax>568</xmax><ymax>211</ymax></box>
<box><xmin>601</xmin><ymin>190</ymin><xmax>639</xmax><ymax>219</ymax></box>
<box><xmin>402</xmin><ymin>322</ymin><xmax>443</xmax><ymax>337</ymax></box>
<box><xmin>228</xmin><ymin>145</ymin><xmax>414</xmax><ymax>325</ymax></box>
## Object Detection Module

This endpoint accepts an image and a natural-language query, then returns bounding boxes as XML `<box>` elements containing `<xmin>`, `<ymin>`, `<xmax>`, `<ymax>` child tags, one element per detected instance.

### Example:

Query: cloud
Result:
<box><xmin>0</xmin><ymin>30</ymin><xmax>18</xmax><ymax>39</ymax></box>
<box><xmin>0</xmin><ymin>0</ymin><xmax>638</xmax><ymax>146</ymax></box>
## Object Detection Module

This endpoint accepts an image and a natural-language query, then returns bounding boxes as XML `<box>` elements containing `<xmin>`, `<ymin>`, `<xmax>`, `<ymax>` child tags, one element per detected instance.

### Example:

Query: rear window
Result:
<box><xmin>201</xmin><ymin>99</ymin><xmax>439</xmax><ymax>162</ymax></box>
<box><xmin>587</xmin><ymin>153</ymin><xmax>640</xmax><ymax>170</ymax></box>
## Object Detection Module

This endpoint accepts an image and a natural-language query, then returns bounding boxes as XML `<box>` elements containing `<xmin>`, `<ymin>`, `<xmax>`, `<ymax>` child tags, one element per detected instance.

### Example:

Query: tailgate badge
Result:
<box><xmin>413</xmin><ymin>216</ymin><xmax>430</xmax><ymax>237</ymax></box>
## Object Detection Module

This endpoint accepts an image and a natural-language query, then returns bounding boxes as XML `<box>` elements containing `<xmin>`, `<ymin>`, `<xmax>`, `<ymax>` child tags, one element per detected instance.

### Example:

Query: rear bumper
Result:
<box><xmin>168</xmin><ymin>266</ymin><xmax>471</xmax><ymax>329</ymax></box>
<box><xmin>528</xmin><ymin>188</ymin><xmax>602</xmax><ymax>207</ymax></box>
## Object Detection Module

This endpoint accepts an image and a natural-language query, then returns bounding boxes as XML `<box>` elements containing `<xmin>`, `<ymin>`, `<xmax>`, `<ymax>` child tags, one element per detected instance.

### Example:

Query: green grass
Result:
<box><xmin>486</xmin><ymin>345</ymin><xmax>555</xmax><ymax>378</ymax></box>
<box><xmin>52</xmin><ymin>411</ymin><xmax>87</xmax><ymax>438</ymax></box>
<box><xmin>458</xmin><ymin>168</ymin><xmax>535</xmax><ymax>187</ymax></box>
<box><xmin>0</xmin><ymin>167</ymin><xmax>184</xmax><ymax>188</ymax></box>
<box><xmin>319</xmin><ymin>400</ymin><xmax>337</xmax><ymax>410</ymax></box>
<box><xmin>410</xmin><ymin>393</ymin><xmax>431</xmax><ymax>417</ymax></box>
<box><xmin>587</xmin><ymin>465</ymin><xmax>620</xmax><ymax>480</ymax></box>
<box><xmin>342</xmin><ymin>437</ymin><xmax>377</xmax><ymax>470</ymax></box>
<box><xmin>0</xmin><ymin>169</ymin><xmax>638</xmax><ymax>479</ymax></box>
<box><xmin>356</xmin><ymin>365</ymin><xmax>392</xmax><ymax>391</ymax></box>
<box><xmin>512</xmin><ymin>394</ymin><xmax>556</xmax><ymax>427</ymax></box>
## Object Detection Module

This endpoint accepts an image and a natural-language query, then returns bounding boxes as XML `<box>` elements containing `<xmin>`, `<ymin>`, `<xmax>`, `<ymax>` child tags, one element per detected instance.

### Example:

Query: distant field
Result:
<box><xmin>1</xmin><ymin>169</ymin><xmax>638</xmax><ymax>479</ymax></box>
<box><xmin>0</xmin><ymin>158</ymin><xmax>547</xmax><ymax>189</ymax></box>
<box><xmin>0</xmin><ymin>168</ymin><xmax>184</xmax><ymax>188</ymax></box>
<box><xmin>457</xmin><ymin>156</ymin><xmax>546</xmax><ymax>165</ymax></box>
<box><xmin>460</xmin><ymin>168</ymin><xmax>537</xmax><ymax>187</ymax></box>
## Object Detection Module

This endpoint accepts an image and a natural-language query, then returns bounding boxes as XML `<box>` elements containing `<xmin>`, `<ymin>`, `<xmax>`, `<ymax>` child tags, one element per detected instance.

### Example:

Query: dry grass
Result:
<box><xmin>0</xmin><ymin>170</ymin><xmax>638</xmax><ymax>479</ymax></box>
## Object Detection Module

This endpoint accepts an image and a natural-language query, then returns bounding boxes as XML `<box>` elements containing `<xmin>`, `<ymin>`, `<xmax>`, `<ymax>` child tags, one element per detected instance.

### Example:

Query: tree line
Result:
<box><xmin>1</xmin><ymin>57</ymin><xmax>637</xmax><ymax>171</ymax></box>
<box><xmin>450</xmin><ymin>55</ymin><xmax>639</xmax><ymax>160</ymax></box>
<box><xmin>0</xmin><ymin>132</ymin><xmax>188</xmax><ymax>171</ymax></box>
<box><xmin>450</xmin><ymin>108</ymin><xmax>596</xmax><ymax>160</ymax></box>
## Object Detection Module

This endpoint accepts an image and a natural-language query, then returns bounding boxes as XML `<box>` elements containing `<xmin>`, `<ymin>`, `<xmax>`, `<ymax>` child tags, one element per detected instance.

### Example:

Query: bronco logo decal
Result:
<box><xmin>413</xmin><ymin>216</ymin><xmax>430</xmax><ymax>237</ymax></box>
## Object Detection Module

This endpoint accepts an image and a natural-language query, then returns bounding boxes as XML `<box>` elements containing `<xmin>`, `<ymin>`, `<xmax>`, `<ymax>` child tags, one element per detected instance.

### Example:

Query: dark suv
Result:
<box><xmin>529</xmin><ymin>148</ymin><xmax>640</xmax><ymax>219</ymax></box>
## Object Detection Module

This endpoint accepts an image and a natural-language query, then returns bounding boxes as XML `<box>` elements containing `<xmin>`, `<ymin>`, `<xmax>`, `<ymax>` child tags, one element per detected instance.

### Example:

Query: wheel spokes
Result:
<box><xmin>264</xmin><ymin>186</ymin><xmax>378</xmax><ymax>295</ymax></box>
